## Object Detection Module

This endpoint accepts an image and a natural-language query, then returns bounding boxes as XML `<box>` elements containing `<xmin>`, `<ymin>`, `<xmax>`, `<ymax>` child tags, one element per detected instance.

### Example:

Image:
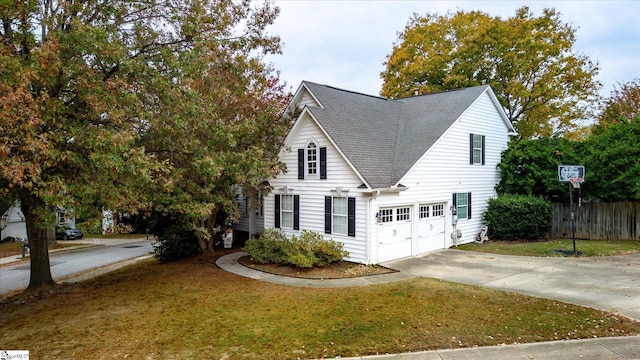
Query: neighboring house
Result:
<box><xmin>238</xmin><ymin>81</ymin><xmax>516</xmax><ymax>264</ymax></box>
<box><xmin>0</xmin><ymin>203</ymin><xmax>77</xmax><ymax>241</ymax></box>
<box><xmin>1</xmin><ymin>203</ymin><xmax>28</xmax><ymax>241</ymax></box>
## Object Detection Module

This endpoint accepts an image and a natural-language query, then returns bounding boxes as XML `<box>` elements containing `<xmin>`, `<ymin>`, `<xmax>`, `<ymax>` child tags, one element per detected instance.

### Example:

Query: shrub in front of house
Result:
<box><xmin>242</xmin><ymin>228</ymin><xmax>288</xmax><ymax>264</ymax></box>
<box><xmin>153</xmin><ymin>225</ymin><xmax>201</xmax><ymax>263</ymax></box>
<box><xmin>243</xmin><ymin>229</ymin><xmax>349</xmax><ymax>268</ymax></box>
<box><xmin>483</xmin><ymin>194</ymin><xmax>552</xmax><ymax>241</ymax></box>
<box><xmin>299</xmin><ymin>230</ymin><xmax>349</xmax><ymax>266</ymax></box>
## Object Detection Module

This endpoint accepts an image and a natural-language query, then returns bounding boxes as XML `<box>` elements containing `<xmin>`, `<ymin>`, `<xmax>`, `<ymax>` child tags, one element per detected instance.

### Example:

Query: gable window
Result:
<box><xmin>469</xmin><ymin>134</ymin><xmax>485</xmax><ymax>165</ymax></box>
<box><xmin>307</xmin><ymin>142</ymin><xmax>317</xmax><ymax>176</ymax></box>
<box><xmin>274</xmin><ymin>194</ymin><xmax>299</xmax><ymax>230</ymax></box>
<box><xmin>325</xmin><ymin>196</ymin><xmax>356</xmax><ymax>236</ymax></box>
<box><xmin>298</xmin><ymin>140</ymin><xmax>327</xmax><ymax>179</ymax></box>
<box><xmin>453</xmin><ymin>192</ymin><xmax>472</xmax><ymax>220</ymax></box>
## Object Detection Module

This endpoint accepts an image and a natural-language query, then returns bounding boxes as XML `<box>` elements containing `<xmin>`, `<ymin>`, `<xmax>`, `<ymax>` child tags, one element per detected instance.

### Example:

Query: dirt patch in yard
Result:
<box><xmin>237</xmin><ymin>255</ymin><xmax>396</xmax><ymax>279</ymax></box>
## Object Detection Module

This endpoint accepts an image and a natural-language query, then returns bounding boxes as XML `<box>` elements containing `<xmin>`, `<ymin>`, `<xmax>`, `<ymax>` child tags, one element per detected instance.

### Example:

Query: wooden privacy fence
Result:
<box><xmin>551</xmin><ymin>201</ymin><xmax>640</xmax><ymax>240</ymax></box>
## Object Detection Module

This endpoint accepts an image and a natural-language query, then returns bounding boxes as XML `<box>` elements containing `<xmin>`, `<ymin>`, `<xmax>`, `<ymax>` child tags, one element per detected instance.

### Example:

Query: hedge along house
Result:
<box><xmin>236</xmin><ymin>81</ymin><xmax>516</xmax><ymax>264</ymax></box>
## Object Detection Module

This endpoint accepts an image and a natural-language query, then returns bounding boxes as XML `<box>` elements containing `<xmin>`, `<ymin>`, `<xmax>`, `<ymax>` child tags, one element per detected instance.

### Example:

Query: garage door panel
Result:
<box><xmin>377</xmin><ymin>206</ymin><xmax>412</xmax><ymax>262</ymax></box>
<box><xmin>417</xmin><ymin>203</ymin><xmax>446</xmax><ymax>254</ymax></box>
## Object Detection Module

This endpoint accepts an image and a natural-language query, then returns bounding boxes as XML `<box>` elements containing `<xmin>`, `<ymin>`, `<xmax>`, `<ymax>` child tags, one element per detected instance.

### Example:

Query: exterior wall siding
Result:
<box><xmin>264</xmin><ymin>113</ymin><xmax>370</xmax><ymax>263</ymax></box>
<box><xmin>396</xmin><ymin>92</ymin><xmax>511</xmax><ymax>249</ymax></box>
<box><xmin>298</xmin><ymin>90</ymin><xmax>320</xmax><ymax>108</ymax></box>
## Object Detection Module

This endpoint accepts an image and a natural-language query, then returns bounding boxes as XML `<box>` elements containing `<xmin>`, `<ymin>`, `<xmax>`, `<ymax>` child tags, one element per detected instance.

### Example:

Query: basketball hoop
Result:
<box><xmin>568</xmin><ymin>177</ymin><xmax>583</xmax><ymax>189</ymax></box>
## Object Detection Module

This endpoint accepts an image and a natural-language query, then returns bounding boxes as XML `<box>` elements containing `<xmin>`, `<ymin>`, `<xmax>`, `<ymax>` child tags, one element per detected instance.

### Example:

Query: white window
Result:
<box><xmin>471</xmin><ymin>134</ymin><xmax>485</xmax><ymax>165</ymax></box>
<box><xmin>456</xmin><ymin>193</ymin><xmax>469</xmax><ymax>220</ymax></box>
<box><xmin>332</xmin><ymin>197</ymin><xmax>348</xmax><ymax>235</ymax></box>
<box><xmin>432</xmin><ymin>204</ymin><xmax>444</xmax><ymax>217</ymax></box>
<box><xmin>281</xmin><ymin>195</ymin><xmax>294</xmax><ymax>229</ymax></box>
<box><xmin>306</xmin><ymin>141</ymin><xmax>317</xmax><ymax>176</ymax></box>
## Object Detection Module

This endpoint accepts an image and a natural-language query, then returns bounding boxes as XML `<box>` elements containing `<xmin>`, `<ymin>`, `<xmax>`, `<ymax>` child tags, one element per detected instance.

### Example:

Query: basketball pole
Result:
<box><xmin>569</xmin><ymin>181</ymin><xmax>576</xmax><ymax>255</ymax></box>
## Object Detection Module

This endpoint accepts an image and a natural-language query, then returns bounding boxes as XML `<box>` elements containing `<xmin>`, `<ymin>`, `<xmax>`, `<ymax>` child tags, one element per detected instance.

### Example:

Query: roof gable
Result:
<box><xmin>289</xmin><ymin>81</ymin><xmax>513</xmax><ymax>189</ymax></box>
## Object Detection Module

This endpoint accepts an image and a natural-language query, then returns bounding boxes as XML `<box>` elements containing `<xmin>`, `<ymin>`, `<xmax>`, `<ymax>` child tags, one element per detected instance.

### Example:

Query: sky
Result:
<box><xmin>264</xmin><ymin>0</ymin><xmax>640</xmax><ymax>98</ymax></box>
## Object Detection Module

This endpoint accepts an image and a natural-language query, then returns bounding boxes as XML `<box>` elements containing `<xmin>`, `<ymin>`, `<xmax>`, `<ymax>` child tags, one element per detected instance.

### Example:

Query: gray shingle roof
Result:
<box><xmin>300</xmin><ymin>81</ymin><xmax>492</xmax><ymax>189</ymax></box>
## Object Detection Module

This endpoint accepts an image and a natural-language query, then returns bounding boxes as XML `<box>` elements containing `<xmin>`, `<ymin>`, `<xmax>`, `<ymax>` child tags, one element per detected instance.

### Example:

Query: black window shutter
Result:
<box><xmin>324</xmin><ymin>196</ymin><xmax>332</xmax><ymax>234</ymax></box>
<box><xmin>298</xmin><ymin>149</ymin><xmax>304</xmax><ymax>179</ymax></box>
<box><xmin>274</xmin><ymin>195</ymin><xmax>280</xmax><ymax>228</ymax></box>
<box><xmin>348</xmin><ymin>197</ymin><xmax>356</xmax><ymax>237</ymax></box>
<box><xmin>293</xmin><ymin>195</ymin><xmax>300</xmax><ymax>230</ymax></box>
<box><xmin>467</xmin><ymin>192</ymin><xmax>472</xmax><ymax>219</ymax></box>
<box><xmin>452</xmin><ymin>193</ymin><xmax>457</xmax><ymax>208</ymax></box>
<box><xmin>469</xmin><ymin>134</ymin><xmax>474</xmax><ymax>164</ymax></box>
<box><xmin>320</xmin><ymin>147</ymin><xmax>327</xmax><ymax>179</ymax></box>
<box><xmin>481</xmin><ymin>135</ymin><xmax>486</xmax><ymax>165</ymax></box>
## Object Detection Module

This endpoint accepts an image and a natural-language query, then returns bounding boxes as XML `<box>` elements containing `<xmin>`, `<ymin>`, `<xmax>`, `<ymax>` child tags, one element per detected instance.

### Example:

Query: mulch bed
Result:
<box><xmin>236</xmin><ymin>255</ymin><xmax>396</xmax><ymax>279</ymax></box>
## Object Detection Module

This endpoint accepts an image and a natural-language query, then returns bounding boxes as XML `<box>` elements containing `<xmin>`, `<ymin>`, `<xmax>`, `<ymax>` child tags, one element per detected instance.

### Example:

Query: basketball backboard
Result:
<box><xmin>558</xmin><ymin>165</ymin><xmax>585</xmax><ymax>182</ymax></box>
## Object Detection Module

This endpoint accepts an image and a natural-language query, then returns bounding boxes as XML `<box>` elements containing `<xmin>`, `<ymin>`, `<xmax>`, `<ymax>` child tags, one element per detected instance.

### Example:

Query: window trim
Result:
<box><xmin>298</xmin><ymin>139</ymin><xmax>327</xmax><ymax>179</ymax></box>
<box><xmin>305</xmin><ymin>140</ymin><xmax>319</xmax><ymax>179</ymax></box>
<box><xmin>332</xmin><ymin>196</ymin><xmax>348</xmax><ymax>235</ymax></box>
<box><xmin>453</xmin><ymin>192</ymin><xmax>472</xmax><ymax>220</ymax></box>
<box><xmin>469</xmin><ymin>134</ymin><xmax>485</xmax><ymax>165</ymax></box>
<box><xmin>274</xmin><ymin>194</ymin><xmax>299</xmax><ymax>230</ymax></box>
<box><xmin>281</xmin><ymin>194</ymin><xmax>294</xmax><ymax>229</ymax></box>
<box><xmin>325</xmin><ymin>196</ymin><xmax>356</xmax><ymax>237</ymax></box>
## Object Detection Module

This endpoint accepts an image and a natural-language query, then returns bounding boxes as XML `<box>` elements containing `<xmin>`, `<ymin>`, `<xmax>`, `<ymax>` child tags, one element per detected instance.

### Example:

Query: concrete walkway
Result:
<box><xmin>216</xmin><ymin>250</ymin><xmax>640</xmax><ymax>360</ymax></box>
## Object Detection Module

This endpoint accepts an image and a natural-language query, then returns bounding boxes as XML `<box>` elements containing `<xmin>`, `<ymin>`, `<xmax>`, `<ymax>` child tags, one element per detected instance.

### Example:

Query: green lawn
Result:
<box><xmin>1</xmin><ymin>254</ymin><xmax>639</xmax><ymax>360</ymax></box>
<box><xmin>457</xmin><ymin>239</ymin><xmax>640</xmax><ymax>257</ymax></box>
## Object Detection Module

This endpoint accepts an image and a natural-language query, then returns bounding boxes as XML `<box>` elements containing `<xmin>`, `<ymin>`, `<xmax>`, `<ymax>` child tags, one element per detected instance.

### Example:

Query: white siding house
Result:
<box><xmin>1</xmin><ymin>204</ymin><xmax>28</xmax><ymax>241</ymax></box>
<box><xmin>241</xmin><ymin>81</ymin><xmax>516</xmax><ymax>264</ymax></box>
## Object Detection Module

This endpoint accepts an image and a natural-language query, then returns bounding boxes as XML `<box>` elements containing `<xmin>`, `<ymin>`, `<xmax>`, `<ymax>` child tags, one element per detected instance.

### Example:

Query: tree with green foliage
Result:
<box><xmin>583</xmin><ymin>117</ymin><xmax>640</xmax><ymax>201</ymax></box>
<box><xmin>0</xmin><ymin>0</ymin><xmax>287</xmax><ymax>291</ymax></box>
<box><xmin>381</xmin><ymin>7</ymin><xmax>600</xmax><ymax>139</ymax></box>
<box><xmin>496</xmin><ymin>137</ymin><xmax>582</xmax><ymax>201</ymax></box>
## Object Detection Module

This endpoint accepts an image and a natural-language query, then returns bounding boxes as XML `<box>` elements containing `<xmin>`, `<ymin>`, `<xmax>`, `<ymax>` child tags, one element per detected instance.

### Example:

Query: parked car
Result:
<box><xmin>56</xmin><ymin>225</ymin><xmax>83</xmax><ymax>240</ymax></box>
<box><xmin>1</xmin><ymin>236</ymin><xmax>18</xmax><ymax>243</ymax></box>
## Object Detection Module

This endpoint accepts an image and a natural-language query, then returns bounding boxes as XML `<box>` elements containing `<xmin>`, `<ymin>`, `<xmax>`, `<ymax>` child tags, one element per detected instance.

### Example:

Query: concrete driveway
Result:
<box><xmin>383</xmin><ymin>249</ymin><xmax>640</xmax><ymax>322</ymax></box>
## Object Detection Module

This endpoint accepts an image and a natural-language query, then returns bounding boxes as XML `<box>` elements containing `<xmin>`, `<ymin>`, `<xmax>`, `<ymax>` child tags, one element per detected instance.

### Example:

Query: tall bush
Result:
<box><xmin>153</xmin><ymin>225</ymin><xmax>201</xmax><ymax>263</ymax></box>
<box><xmin>483</xmin><ymin>195</ymin><xmax>552</xmax><ymax>241</ymax></box>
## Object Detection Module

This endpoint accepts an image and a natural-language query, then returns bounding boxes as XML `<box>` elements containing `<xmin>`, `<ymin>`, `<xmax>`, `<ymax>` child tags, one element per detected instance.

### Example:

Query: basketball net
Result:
<box><xmin>568</xmin><ymin>177</ymin><xmax>583</xmax><ymax>189</ymax></box>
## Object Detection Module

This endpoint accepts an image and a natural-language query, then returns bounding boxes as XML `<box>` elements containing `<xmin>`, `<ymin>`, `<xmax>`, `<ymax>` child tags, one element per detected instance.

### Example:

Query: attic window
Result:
<box><xmin>307</xmin><ymin>141</ymin><xmax>318</xmax><ymax>176</ymax></box>
<box><xmin>298</xmin><ymin>139</ymin><xmax>327</xmax><ymax>180</ymax></box>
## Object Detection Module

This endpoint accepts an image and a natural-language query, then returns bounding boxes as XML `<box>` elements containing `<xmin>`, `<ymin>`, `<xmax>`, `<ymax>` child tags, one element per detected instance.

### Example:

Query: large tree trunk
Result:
<box><xmin>21</xmin><ymin>193</ymin><xmax>56</xmax><ymax>292</ymax></box>
<box><xmin>195</xmin><ymin>206</ymin><xmax>221</xmax><ymax>253</ymax></box>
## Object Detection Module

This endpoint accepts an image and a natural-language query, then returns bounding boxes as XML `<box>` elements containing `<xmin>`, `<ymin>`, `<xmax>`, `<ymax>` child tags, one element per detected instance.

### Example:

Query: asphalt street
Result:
<box><xmin>0</xmin><ymin>238</ymin><xmax>154</xmax><ymax>295</ymax></box>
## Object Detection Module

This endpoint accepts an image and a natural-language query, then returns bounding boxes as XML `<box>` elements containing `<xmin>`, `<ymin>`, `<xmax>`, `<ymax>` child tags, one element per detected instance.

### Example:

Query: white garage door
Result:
<box><xmin>377</xmin><ymin>206</ymin><xmax>412</xmax><ymax>262</ymax></box>
<box><xmin>417</xmin><ymin>203</ymin><xmax>446</xmax><ymax>254</ymax></box>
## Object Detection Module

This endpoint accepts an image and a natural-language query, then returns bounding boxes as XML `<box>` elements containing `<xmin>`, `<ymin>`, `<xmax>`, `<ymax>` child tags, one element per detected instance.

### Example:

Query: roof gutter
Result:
<box><xmin>363</xmin><ymin>185</ymin><xmax>409</xmax><ymax>197</ymax></box>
